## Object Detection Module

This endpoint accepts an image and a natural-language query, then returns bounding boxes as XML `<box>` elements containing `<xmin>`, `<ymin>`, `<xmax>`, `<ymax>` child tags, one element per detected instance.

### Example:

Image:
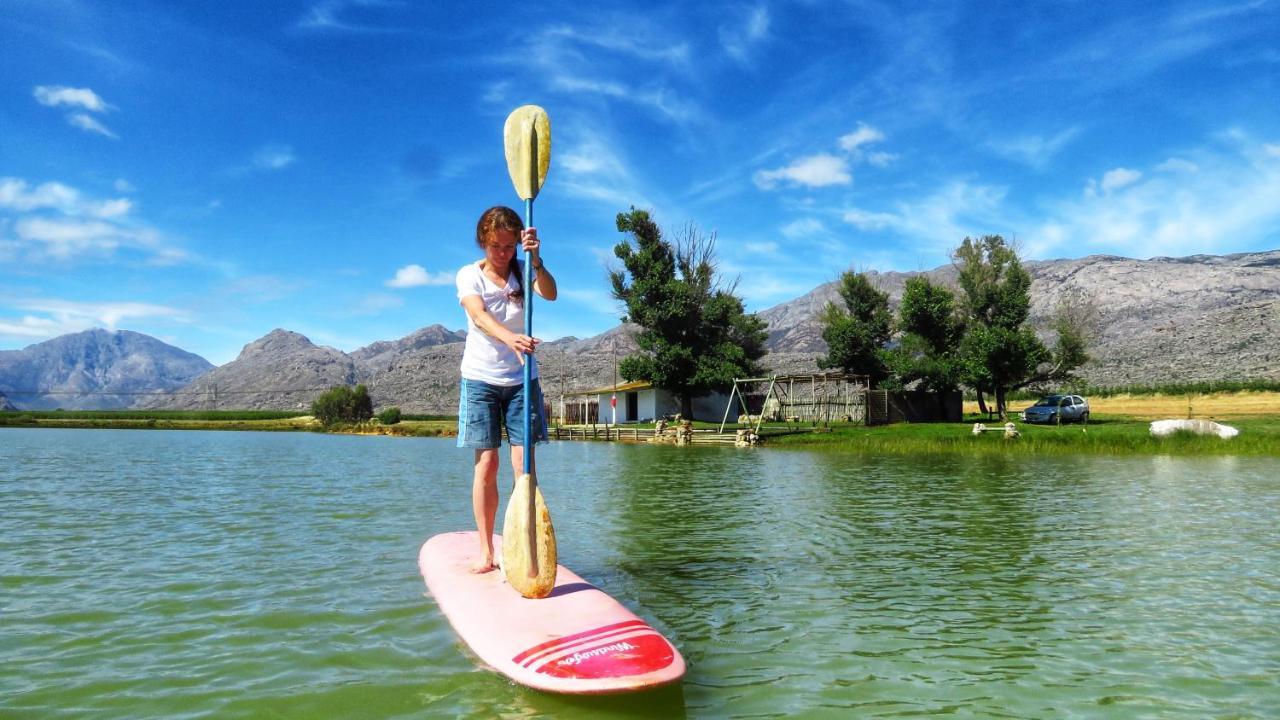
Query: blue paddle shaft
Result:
<box><xmin>523</xmin><ymin>197</ymin><xmax>533</xmax><ymax>476</ymax></box>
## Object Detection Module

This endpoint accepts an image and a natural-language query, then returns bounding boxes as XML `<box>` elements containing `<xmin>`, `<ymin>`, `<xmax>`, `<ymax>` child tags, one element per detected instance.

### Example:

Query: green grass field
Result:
<box><xmin>5</xmin><ymin>409</ymin><xmax>1278</xmax><ymax>455</ymax></box>
<box><xmin>766</xmin><ymin>414</ymin><xmax>1280</xmax><ymax>456</ymax></box>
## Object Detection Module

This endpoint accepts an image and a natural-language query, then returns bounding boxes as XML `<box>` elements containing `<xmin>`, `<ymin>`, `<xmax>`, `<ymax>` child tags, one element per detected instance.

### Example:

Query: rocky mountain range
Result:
<box><xmin>4</xmin><ymin>250</ymin><xmax>1277</xmax><ymax>412</ymax></box>
<box><xmin>758</xmin><ymin>249</ymin><xmax>1280</xmax><ymax>385</ymax></box>
<box><xmin>0</xmin><ymin>329</ymin><xmax>212</xmax><ymax>410</ymax></box>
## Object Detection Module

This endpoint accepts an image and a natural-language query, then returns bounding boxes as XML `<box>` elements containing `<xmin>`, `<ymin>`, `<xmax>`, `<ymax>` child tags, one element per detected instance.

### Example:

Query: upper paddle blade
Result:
<box><xmin>503</xmin><ymin>105</ymin><xmax>551</xmax><ymax>201</ymax></box>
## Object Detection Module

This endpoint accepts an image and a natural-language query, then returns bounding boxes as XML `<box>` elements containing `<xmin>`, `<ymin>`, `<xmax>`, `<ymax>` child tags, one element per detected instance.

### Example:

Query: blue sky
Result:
<box><xmin>3</xmin><ymin>1</ymin><xmax>1279</xmax><ymax>365</ymax></box>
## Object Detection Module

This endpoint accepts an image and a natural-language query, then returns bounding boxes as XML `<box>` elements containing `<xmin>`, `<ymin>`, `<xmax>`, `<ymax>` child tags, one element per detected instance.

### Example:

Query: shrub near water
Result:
<box><xmin>376</xmin><ymin>407</ymin><xmax>402</xmax><ymax>425</ymax></box>
<box><xmin>310</xmin><ymin>385</ymin><xmax>373</xmax><ymax>426</ymax></box>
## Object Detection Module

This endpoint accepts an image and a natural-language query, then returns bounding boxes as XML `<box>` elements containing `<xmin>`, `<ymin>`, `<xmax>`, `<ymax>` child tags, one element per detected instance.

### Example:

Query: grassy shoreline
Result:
<box><xmin>766</xmin><ymin>415</ymin><xmax>1280</xmax><ymax>456</ymax></box>
<box><xmin>0</xmin><ymin>412</ymin><xmax>456</xmax><ymax>437</ymax></box>
<box><xmin>5</xmin><ymin>393</ymin><xmax>1279</xmax><ymax>455</ymax></box>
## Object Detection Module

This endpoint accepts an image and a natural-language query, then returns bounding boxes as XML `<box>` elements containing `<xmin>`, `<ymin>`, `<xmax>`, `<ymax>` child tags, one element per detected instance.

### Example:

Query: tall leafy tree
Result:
<box><xmin>952</xmin><ymin>235</ymin><xmax>1045</xmax><ymax>418</ymax></box>
<box><xmin>816</xmin><ymin>271</ymin><xmax>892</xmax><ymax>385</ymax></box>
<box><xmin>1011</xmin><ymin>292</ymin><xmax>1100</xmax><ymax>391</ymax></box>
<box><xmin>610</xmin><ymin>208</ymin><xmax>767</xmax><ymax>419</ymax></box>
<box><xmin>885</xmin><ymin>274</ymin><xmax>963</xmax><ymax>392</ymax></box>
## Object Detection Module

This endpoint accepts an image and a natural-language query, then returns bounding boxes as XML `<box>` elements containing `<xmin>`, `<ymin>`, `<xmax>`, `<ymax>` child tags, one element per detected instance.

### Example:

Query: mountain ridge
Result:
<box><xmin>4</xmin><ymin>250</ymin><xmax>1277</xmax><ymax>411</ymax></box>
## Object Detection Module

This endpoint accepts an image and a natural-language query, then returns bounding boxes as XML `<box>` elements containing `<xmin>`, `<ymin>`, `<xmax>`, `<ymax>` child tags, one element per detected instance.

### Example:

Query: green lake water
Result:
<box><xmin>2</xmin><ymin>428</ymin><xmax>1277</xmax><ymax>718</ymax></box>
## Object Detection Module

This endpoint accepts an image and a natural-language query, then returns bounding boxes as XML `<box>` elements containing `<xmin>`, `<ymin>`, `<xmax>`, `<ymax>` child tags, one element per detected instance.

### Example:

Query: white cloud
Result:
<box><xmin>0</xmin><ymin>177</ymin><xmax>185</xmax><ymax>265</ymax></box>
<box><xmin>114</xmin><ymin>178</ymin><xmax>136</xmax><ymax>193</ymax></box>
<box><xmin>544</xmin><ymin>24</ymin><xmax>690</xmax><ymax>66</ymax></box>
<box><xmin>1157</xmin><ymin>157</ymin><xmax>1199</xmax><ymax>173</ymax></box>
<box><xmin>866</xmin><ymin>151</ymin><xmax>897</xmax><ymax>168</ymax></box>
<box><xmin>33</xmin><ymin>85</ymin><xmax>110</xmax><ymax>112</ymax></box>
<box><xmin>386</xmin><ymin>264</ymin><xmax>453</xmax><ymax>288</ymax></box>
<box><xmin>68</xmin><ymin>112</ymin><xmax>118</xmax><ymax>139</ymax></box>
<box><xmin>839</xmin><ymin>181</ymin><xmax>1013</xmax><ymax>253</ymax></box>
<box><xmin>1088</xmin><ymin>167</ymin><xmax>1143</xmax><ymax>196</ymax></box>
<box><xmin>841</xmin><ymin>209</ymin><xmax>898</xmax><ymax>231</ymax></box>
<box><xmin>1034</xmin><ymin>139</ymin><xmax>1280</xmax><ymax>259</ymax></box>
<box><xmin>33</xmin><ymin>85</ymin><xmax>117</xmax><ymax>138</ymax></box>
<box><xmin>839</xmin><ymin>123</ymin><xmax>885</xmax><ymax>152</ymax></box>
<box><xmin>720</xmin><ymin>6</ymin><xmax>770</xmax><ymax>62</ymax></box>
<box><xmin>1266</xmin><ymin>143</ymin><xmax>1280</xmax><ymax>158</ymax></box>
<box><xmin>780</xmin><ymin>218</ymin><xmax>827</xmax><ymax>239</ymax></box>
<box><xmin>521</xmin><ymin>20</ymin><xmax>701</xmax><ymax>125</ymax></box>
<box><xmin>0</xmin><ymin>178</ymin><xmax>132</xmax><ymax>218</ymax></box>
<box><xmin>559</xmin><ymin>129</ymin><xmax>653</xmax><ymax>208</ymax></box>
<box><xmin>295</xmin><ymin>0</ymin><xmax>405</xmax><ymax>32</ymax></box>
<box><xmin>0</xmin><ymin>178</ymin><xmax>80</xmax><ymax>212</ymax></box>
<box><xmin>989</xmin><ymin>127</ymin><xmax>1081</xmax><ymax>168</ymax></box>
<box><xmin>759</xmin><ymin>124</ymin><xmax>891</xmax><ymax>192</ymax></box>
<box><xmin>754</xmin><ymin>154</ymin><xmax>851</xmax><ymax>190</ymax></box>
<box><xmin>252</xmin><ymin>145</ymin><xmax>297</xmax><ymax>171</ymax></box>
<box><xmin>742</xmin><ymin>240</ymin><xmax>780</xmax><ymax>255</ymax></box>
<box><xmin>0</xmin><ymin>299</ymin><xmax>189</xmax><ymax>341</ymax></box>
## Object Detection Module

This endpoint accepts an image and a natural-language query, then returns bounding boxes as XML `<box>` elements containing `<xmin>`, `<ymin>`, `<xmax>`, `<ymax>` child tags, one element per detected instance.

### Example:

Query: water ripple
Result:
<box><xmin>2</xmin><ymin>430</ymin><xmax>1278</xmax><ymax>718</ymax></box>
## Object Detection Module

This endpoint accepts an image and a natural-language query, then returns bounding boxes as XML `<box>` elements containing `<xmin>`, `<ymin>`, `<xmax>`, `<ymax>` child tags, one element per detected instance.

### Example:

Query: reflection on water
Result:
<box><xmin>2</xmin><ymin>428</ymin><xmax>1278</xmax><ymax>718</ymax></box>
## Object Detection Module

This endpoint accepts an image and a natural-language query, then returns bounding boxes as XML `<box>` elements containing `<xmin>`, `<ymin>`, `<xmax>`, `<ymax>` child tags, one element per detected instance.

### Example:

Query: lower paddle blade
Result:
<box><xmin>502</xmin><ymin>474</ymin><xmax>557</xmax><ymax>598</ymax></box>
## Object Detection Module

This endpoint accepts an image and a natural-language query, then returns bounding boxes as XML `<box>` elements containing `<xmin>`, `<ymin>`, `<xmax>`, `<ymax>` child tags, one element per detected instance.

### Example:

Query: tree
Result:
<box><xmin>816</xmin><ymin>271</ymin><xmax>892</xmax><ymax>385</ymax></box>
<box><xmin>1010</xmin><ymin>291</ymin><xmax>1100</xmax><ymax>393</ymax></box>
<box><xmin>311</xmin><ymin>384</ymin><xmax>374</xmax><ymax>426</ymax></box>
<box><xmin>952</xmin><ymin>235</ymin><xmax>1045</xmax><ymax>419</ymax></box>
<box><xmin>610</xmin><ymin>208</ymin><xmax>768</xmax><ymax>419</ymax></box>
<box><xmin>884</xmin><ymin>274</ymin><xmax>964</xmax><ymax>393</ymax></box>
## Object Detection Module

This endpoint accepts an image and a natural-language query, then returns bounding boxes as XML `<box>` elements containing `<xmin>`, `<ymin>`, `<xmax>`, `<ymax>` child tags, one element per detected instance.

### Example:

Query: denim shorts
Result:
<box><xmin>456</xmin><ymin>378</ymin><xmax>549</xmax><ymax>449</ymax></box>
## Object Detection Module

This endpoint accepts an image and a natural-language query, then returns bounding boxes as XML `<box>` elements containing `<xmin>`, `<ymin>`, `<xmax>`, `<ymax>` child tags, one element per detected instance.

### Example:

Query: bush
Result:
<box><xmin>311</xmin><ymin>385</ymin><xmax>374</xmax><ymax>426</ymax></box>
<box><xmin>376</xmin><ymin>407</ymin><xmax>402</xmax><ymax>425</ymax></box>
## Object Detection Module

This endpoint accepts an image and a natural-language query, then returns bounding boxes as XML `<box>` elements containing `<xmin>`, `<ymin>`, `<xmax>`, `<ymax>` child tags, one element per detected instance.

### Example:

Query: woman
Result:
<box><xmin>455</xmin><ymin>205</ymin><xmax>557</xmax><ymax>573</ymax></box>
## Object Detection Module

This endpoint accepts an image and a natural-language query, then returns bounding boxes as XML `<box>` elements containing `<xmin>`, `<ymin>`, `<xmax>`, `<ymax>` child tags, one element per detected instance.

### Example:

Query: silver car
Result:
<box><xmin>1020</xmin><ymin>394</ymin><xmax>1090</xmax><ymax>424</ymax></box>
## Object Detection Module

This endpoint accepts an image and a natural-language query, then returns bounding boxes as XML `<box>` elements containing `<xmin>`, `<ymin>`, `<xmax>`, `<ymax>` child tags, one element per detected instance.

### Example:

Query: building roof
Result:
<box><xmin>561</xmin><ymin>380</ymin><xmax>652</xmax><ymax>397</ymax></box>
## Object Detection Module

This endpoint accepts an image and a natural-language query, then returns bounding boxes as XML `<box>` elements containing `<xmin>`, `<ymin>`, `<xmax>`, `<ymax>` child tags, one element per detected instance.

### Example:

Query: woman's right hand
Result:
<box><xmin>505</xmin><ymin>333</ymin><xmax>540</xmax><ymax>360</ymax></box>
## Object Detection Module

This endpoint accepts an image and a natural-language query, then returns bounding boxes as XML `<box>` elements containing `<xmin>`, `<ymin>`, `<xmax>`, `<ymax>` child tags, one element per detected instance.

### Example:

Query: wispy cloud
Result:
<box><xmin>252</xmin><ymin>145</ymin><xmax>297</xmax><ymax>171</ymax></box>
<box><xmin>1086</xmin><ymin>167</ymin><xmax>1143</xmax><ymax>197</ymax></box>
<box><xmin>543</xmin><ymin>23</ymin><xmax>691</xmax><ymax>65</ymax></box>
<box><xmin>754</xmin><ymin>154</ymin><xmax>851</xmax><ymax>190</ymax></box>
<box><xmin>0</xmin><ymin>298</ymin><xmax>188</xmax><ymax>341</ymax></box>
<box><xmin>1030</xmin><ymin>134</ymin><xmax>1280</xmax><ymax>259</ymax></box>
<box><xmin>295</xmin><ymin>0</ymin><xmax>406</xmax><ymax>33</ymax></box>
<box><xmin>385</xmin><ymin>264</ymin><xmax>453</xmax><ymax>288</ymax></box>
<box><xmin>33</xmin><ymin>85</ymin><xmax>111</xmax><ymax>112</ymax></box>
<box><xmin>1157</xmin><ymin>157</ymin><xmax>1200</xmax><ymax>173</ymax></box>
<box><xmin>840</xmin><ymin>181</ymin><xmax>1014</xmax><ymax>255</ymax></box>
<box><xmin>33</xmin><ymin>85</ymin><xmax>118</xmax><ymax>139</ymax></box>
<box><xmin>517</xmin><ymin>19</ymin><xmax>701</xmax><ymax>125</ymax></box>
<box><xmin>558</xmin><ymin>127</ymin><xmax>654</xmax><ymax>208</ymax></box>
<box><xmin>0</xmin><ymin>177</ymin><xmax>186</xmax><ymax>264</ymax></box>
<box><xmin>720</xmin><ymin>6</ymin><xmax>770</xmax><ymax>63</ymax></box>
<box><xmin>989</xmin><ymin>127</ymin><xmax>1081</xmax><ymax>169</ymax></box>
<box><xmin>838</xmin><ymin>124</ymin><xmax>886</xmax><ymax>152</ymax></box>
<box><xmin>780</xmin><ymin>217</ymin><xmax>827</xmax><ymax>240</ymax></box>
<box><xmin>757</xmin><ymin>123</ymin><xmax>890</xmax><ymax>190</ymax></box>
<box><xmin>833</xmin><ymin>133</ymin><xmax>1280</xmax><ymax>263</ymax></box>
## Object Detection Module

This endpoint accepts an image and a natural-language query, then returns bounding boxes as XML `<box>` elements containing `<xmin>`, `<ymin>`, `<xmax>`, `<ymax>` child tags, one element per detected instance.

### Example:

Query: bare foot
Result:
<box><xmin>470</xmin><ymin>557</ymin><xmax>498</xmax><ymax>574</ymax></box>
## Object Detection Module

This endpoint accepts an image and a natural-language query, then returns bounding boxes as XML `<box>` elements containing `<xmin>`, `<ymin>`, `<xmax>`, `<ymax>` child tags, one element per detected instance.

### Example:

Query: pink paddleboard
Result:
<box><xmin>419</xmin><ymin>531</ymin><xmax>686</xmax><ymax>694</ymax></box>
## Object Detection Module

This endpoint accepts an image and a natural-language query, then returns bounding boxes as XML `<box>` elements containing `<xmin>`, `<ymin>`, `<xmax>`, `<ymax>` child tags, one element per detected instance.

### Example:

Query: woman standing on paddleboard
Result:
<box><xmin>455</xmin><ymin>205</ymin><xmax>558</xmax><ymax>573</ymax></box>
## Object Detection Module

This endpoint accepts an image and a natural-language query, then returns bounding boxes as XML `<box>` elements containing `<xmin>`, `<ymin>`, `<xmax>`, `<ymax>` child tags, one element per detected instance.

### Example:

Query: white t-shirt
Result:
<box><xmin>456</xmin><ymin>260</ymin><xmax>537</xmax><ymax>386</ymax></box>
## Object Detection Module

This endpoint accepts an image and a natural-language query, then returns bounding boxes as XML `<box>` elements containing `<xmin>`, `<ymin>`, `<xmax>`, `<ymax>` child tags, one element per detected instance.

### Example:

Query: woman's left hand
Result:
<box><xmin>521</xmin><ymin>227</ymin><xmax>540</xmax><ymax>260</ymax></box>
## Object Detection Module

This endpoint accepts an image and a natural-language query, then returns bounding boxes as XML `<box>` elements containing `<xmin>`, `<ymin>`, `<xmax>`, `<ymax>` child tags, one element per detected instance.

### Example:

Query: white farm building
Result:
<box><xmin>558</xmin><ymin>381</ymin><xmax>730</xmax><ymax>425</ymax></box>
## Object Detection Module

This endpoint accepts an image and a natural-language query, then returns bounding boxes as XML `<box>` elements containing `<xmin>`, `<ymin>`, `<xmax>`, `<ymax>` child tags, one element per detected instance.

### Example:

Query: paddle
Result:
<box><xmin>500</xmin><ymin>105</ymin><xmax>557</xmax><ymax>599</ymax></box>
